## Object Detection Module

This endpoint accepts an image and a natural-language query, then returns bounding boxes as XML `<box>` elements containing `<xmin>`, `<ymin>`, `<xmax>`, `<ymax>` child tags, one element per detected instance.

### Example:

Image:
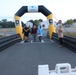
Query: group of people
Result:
<box><xmin>23</xmin><ymin>24</ymin><xmax>43</xmax><ymax>43</ymax></box>
<box><xmin>23</xmin><ymin>20</ymin><xmax>64</xmax><ymax>47</ymax></box>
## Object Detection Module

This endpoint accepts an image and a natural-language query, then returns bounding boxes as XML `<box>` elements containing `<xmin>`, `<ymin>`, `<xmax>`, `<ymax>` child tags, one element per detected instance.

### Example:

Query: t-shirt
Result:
<box><xmin>23</xmin><ymin>27</ymin><xmax>30</xmax><ymax>36</ymax></box>
<box><xmin>37</xmin><ymin>28</ymin><xmax>43</xmax><ymax>36</ymax></box>
<box><xmin>31</xmin><ymin>27</ymin><xmax>37</xmax><ymax>34</ymax></box>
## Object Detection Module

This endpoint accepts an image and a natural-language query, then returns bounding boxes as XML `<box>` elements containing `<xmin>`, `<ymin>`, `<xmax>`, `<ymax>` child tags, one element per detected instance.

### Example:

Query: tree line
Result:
<box><xmin>65</xmin><ymin>19</ymin><xmax>76</xmax><ymax>24</ymax></box>
<box><xmin>0</xmin><ymin>19</ymin><xmax>15</xmax><ymax>28</ymax></box>
<box><xmin>0</xmin><ymin>19</ymin><xmax>43</xmax><ymax>28</ymax></box>
<box><xmin>0</xmin><ymin>19</ymin><xmax>76</xmax><ymax>28</ymax></box>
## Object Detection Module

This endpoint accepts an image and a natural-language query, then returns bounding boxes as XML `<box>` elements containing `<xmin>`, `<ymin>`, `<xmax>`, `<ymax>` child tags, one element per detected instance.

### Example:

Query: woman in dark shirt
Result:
<box><xmin>23</xmin><ymin>25</ymin><xmax>30</xmax><ymax>42</ymax></box>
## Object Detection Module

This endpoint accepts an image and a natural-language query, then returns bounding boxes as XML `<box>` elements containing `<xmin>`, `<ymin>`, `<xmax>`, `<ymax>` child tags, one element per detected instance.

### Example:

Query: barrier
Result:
<box><xmin>14</xmin><ymin>5</ymin><xmax>55</xmax><ymax>40</ymax></box>
<box><xmin>38</xmin><ymin>63</ymin><xmax>76</xmax><ymax>75</ymax></box>
<box><xmin>52</xmin><ymin>33</ymin><xmax>76</xmax><ymax>52</ymax></box>
<box><xmin>0</xmin><ymin>34</ymin><xmax>21</xmax><ymax>51</ymax></box>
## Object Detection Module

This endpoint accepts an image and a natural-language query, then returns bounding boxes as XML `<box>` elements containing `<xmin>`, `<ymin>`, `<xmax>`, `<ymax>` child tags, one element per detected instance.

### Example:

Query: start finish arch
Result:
<box><xmin>14</xmin><ymin>5</ymin><xmax>55</xmax><ymax>40</ymax></box>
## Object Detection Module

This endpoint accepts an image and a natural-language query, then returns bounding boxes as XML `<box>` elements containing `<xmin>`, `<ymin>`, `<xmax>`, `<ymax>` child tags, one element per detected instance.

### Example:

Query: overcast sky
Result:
<box><xmin>0</xmin><ymin>0</ymin><xmax>76</xmax><ymax>23</ymax></box>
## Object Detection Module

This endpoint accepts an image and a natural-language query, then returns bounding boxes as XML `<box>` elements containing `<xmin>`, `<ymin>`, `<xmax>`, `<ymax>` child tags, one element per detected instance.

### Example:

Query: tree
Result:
<box><xmin>65</xmin><ymin>19</ymin><xmax>73</xmax><ymax>27</ymax></box>
<box><xmin>34</xmin><ymin>20</ymin><xmax>40</xmax><ymax>27</ymax></box>
<box><xmin>39</xmin><ymin>19</ymin><xmax>43</xmax><ymax>22</ymax></box>
<box><xmin>73</xmin><ymin>19</ymin><xmax>76</xmax><ymax>23</ymax></box>
<box><xmin>2</xmin><ymin>19</ymin><xmax>7</xmax><ymax>23</ymax></box>
<box><xmin>29</xmin><ymin>20</ymin><xmax>34</xmax><ymax>24</ymax></box>
<box><xmin>0</xmin><ymin>19</ymin><xmax>15</xmax><ymax>28</ymax></box>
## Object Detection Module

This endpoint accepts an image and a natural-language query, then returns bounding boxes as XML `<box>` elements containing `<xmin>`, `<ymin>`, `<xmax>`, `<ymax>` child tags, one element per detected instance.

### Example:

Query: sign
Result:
<box><xmin>28</xmin><ymin>6</ymin><xmax>38</xmax><ymax>12</ymax></box>
<box><xmin>49</xmin><ymin>19</ymin><xmax>53</xmax><ymax>25</ymax></box>
<box><xmin>15</xmin><ymin>20</ymin><xmax>20</xmax><ymax>26</ymax></box>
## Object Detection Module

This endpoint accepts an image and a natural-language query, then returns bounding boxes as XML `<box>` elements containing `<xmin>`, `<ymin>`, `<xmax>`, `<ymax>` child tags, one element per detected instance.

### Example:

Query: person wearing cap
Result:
<box><xmin>57</xmin><ymin>20</ymin><xmax>64</xmax><ymax>47</ymax></box>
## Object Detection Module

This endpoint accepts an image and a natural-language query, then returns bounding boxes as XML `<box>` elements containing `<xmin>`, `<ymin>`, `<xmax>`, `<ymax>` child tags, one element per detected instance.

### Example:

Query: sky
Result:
<box><xmin>0</xmin><ymin>0</ymin><xmax>76</xmax><ymax>23</ymax></box>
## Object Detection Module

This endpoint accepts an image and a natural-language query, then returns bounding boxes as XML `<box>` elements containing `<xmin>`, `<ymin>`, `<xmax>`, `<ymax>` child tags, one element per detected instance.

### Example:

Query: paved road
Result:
<box><xmin>0</xmin><ymin>37</ymin><xmax>76</xmax><ymax>75</ymax></box>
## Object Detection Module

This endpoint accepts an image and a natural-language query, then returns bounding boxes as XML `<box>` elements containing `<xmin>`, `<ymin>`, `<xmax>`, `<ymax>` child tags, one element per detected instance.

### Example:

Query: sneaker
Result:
<box><xmin>31</xmin><ymin>40</ymin><xmax>33</xmax><ymax>43</ymax></box>
<box><xmin>41</xmin><ymin>40</ymin><xmax>44</xmax><ymax>43</ymax></box>
<box><xmin>59</xmin><ymin>45</ymin><xmax>62</xmax><ymax>48</ymax></box>
<box><xmin>24</xmin><ymin>40</ymin><xmax>28</xmax><ymax>42</ymax></box>
<box><xmin>21</xmin><ymin>41</ymin><xmax>24</xmax><ymax>43</ymax></box>
<box><xmin>26</xmin><ymin>40</ymin><xmax>28</xmax><ymax>42</ymax></box>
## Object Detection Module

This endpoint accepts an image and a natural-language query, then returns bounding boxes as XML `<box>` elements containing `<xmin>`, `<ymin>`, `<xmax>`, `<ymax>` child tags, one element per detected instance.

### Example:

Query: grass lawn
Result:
<box><xmin>0</xmin><ymin>35</ymin><xmax>4</xmax><ymax>38</ymax></box>
<box><xmin>63</xmin><ymin>32</ymin><xmax>76</xmax><ymax>38</ymax></box>
<box><xmin>0</xmin><ymin>28</ymin><xmax>15</xmax><ymax>32</ymax></box>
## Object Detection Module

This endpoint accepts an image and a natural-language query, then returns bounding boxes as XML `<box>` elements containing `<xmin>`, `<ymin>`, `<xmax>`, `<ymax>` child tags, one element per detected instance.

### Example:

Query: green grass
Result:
<box><xmin>64</xmin><ymin>32</ymin><xmax>76</xmax><ymax>38</ymax></box>
<box><xmin>0</xmin><ymin>28</ymin><xmax>15</xmax><ymax>32</ymax></box>
<box><xmin>0</xmin><ymin>35</ymin><xmax>4</xmax><ymax>38</ymax></box>
<box><xmin>0</xmin><ymin>28</ymin><xmax>15</xmax><ymax>38</ymax></box>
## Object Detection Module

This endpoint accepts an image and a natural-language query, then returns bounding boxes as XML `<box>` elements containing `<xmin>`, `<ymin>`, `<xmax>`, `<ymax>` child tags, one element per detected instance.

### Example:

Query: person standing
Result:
<box><xmin>31</xmin><ymin>25</ymin><xmax>37</xmax><ymax>42</ymax></box>
<box><xmin>23</xmin><ymin>24</ymin><xmax>30</xmax><ymax>42</ymax></box>
<box><xmin>57</xmin><ymin>20</ymin><xmax>64</xmax><ymax>47</ymax></box>
<box><xmin>37</xmin><ymin>25</ymin><xmax>43</xmax><ymax>42</ymax></box>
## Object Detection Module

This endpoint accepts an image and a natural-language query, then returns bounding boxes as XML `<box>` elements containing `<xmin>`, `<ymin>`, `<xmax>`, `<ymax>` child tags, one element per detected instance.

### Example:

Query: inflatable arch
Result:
<box><xmin>14</xmin><ymin>5</ymin><xmax>55</xmax><ymax>40</ymax></box>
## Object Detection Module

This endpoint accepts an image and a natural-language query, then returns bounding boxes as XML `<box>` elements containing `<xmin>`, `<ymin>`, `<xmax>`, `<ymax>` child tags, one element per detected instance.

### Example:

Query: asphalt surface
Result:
<box><xmin>0</xmin><ymin>36</ymin><xmax>76</xmax><ymax>75</ymax></box>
